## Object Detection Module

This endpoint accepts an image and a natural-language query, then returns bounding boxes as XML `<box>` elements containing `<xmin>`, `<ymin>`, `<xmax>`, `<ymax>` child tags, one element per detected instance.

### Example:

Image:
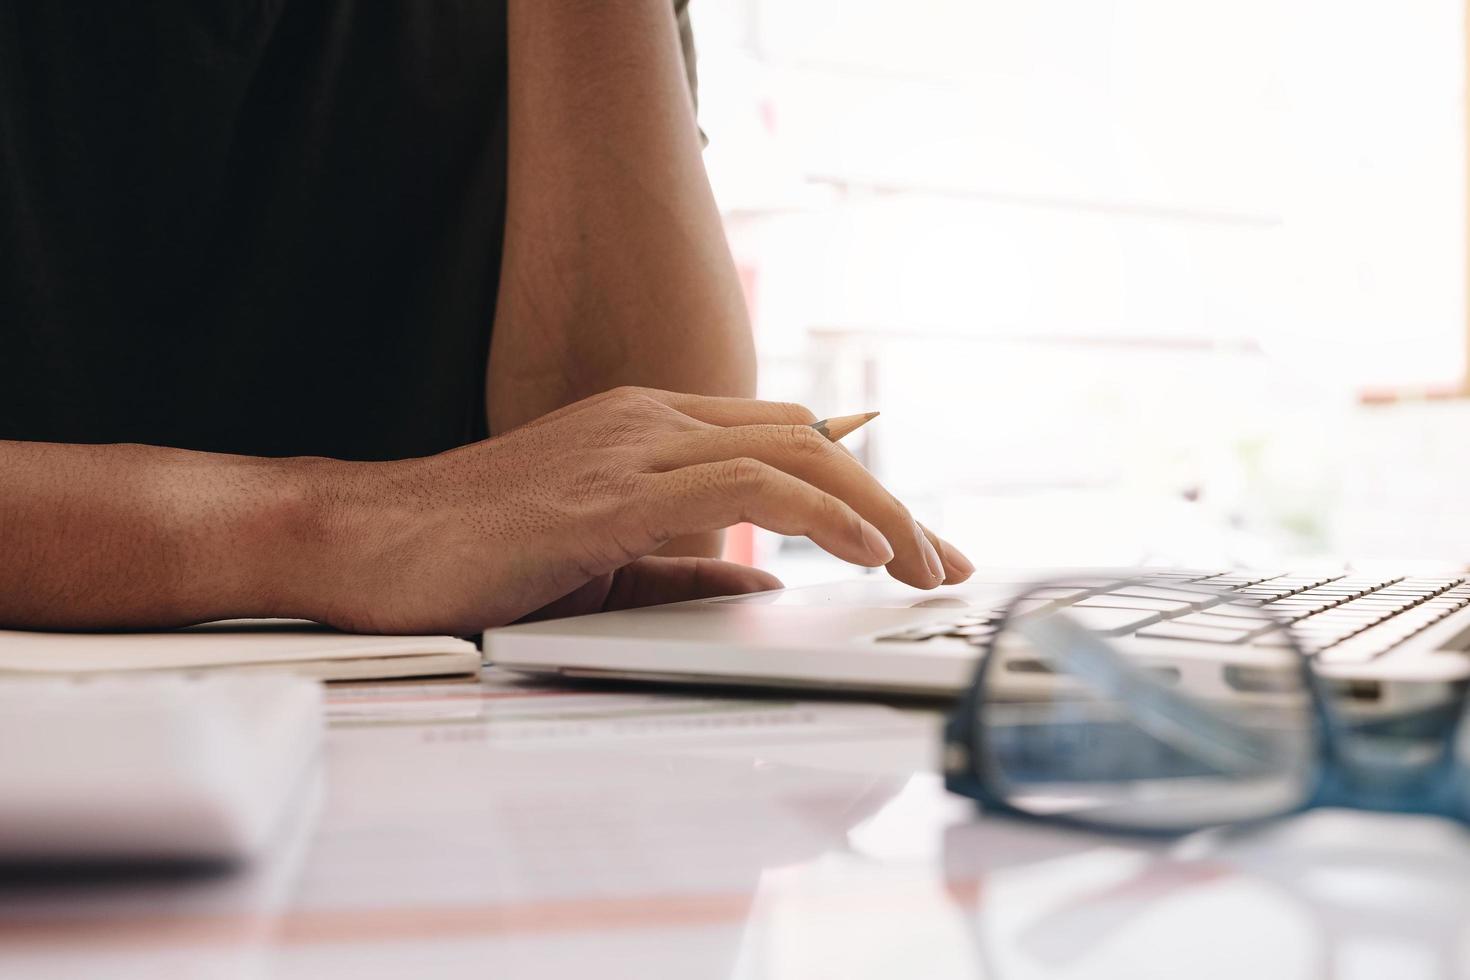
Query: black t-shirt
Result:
<box><xmin>1</xmin><ymin>4</ymin><xmax>698</xmax><ymax>461</ymax></box>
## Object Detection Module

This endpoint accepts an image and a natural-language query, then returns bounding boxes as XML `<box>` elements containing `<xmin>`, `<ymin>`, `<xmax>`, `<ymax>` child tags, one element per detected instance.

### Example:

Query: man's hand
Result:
<box><xmin>323</xmin><ymin>387</ymin><xmax>973</xmax><ymax>635</ymax></box>
<box><xmin>0</xmin><ymin>388</ymin><xmax>970</xmax><ymax>634</ymax></box>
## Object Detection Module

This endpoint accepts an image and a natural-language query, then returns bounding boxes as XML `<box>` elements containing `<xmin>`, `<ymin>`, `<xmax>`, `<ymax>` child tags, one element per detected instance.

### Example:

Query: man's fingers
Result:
<box><xmin>920</xmin><ymin>522</ymin><xmax>975</xmax><ymax>584</ymax></box>
<box><xmin>650</xmin><ymin>424</ymin><xmax>958</xmax><ymax>588</ymax></box>
<box><xmin>654</xmin><ymin>458</ymin><xmax>895</xmax><ymax>570</ymax></box>
<box><xmin>590</xmin><ymin>386</ymin><xmax>818</xmax><ymax>428</ymax></box>
<box><xmin>650</xmin><ymin>390</ymin><xmax>817</xmax><ymax>427</ymax></box>
<box><xmin>548</xmin><ymin>388</ymin><xmax>976</xmax><ymax>588</ymax></box>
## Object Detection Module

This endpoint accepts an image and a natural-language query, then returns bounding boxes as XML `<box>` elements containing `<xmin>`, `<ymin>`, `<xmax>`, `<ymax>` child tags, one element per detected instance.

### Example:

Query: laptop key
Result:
<box><xmin>1298</xmin><ymin>588</ymin><xmax>1366</xmax><ymax>599</ymax></box>
<box><xmin>1106</xmin><ymin>585</ymin><xmax>1225</xmax><ymax>611</ymax></box>
<box><xmin>1306</xmin><ymin>611</ymin><xmax>1388</xmax><ymax>626</ymax></box>
<box><xmin>1141</xmin><ymin>570</ymin><xmax>1228</xmax><ymax>582</ymax></box>
<box><xmin>1026</xmin><ymin>587</ymin><xmax>1093</xmax><ymax>603</ymax></box>
<box><xmin>945</xmin><ymin>624</ymin><xmax>998</xmax><ymax>638</ymax></box>
<box><xmin>1258</xmin><ymin>608</ymin><xmax>1310</xmax><ymax>624</ymax></box>
<box><xmin>1200</xmin><ymin>574</ymin><xmax>1277</xmax><ymax>588</ymax></box>
<box><xmin>1401</xmin><ymin>578</ymin><xmax>1462</xmax><ymax>590</ymax></box>
<box><xmin>876</xmin><ymin>629</ymin><xmax>936</xmax><ymax>642</ymax></box>
<box><xmin>1011</xmin><ymin>597</ymin><xmax>1064</xmax><ymax>616</ymax></box>
<box><xmin>1315</xmin><ymin>642</ymin><xmax>1382</xmax><ymax>664</ymax></box>
<box><xmin>1208</xmin><ymin>601</ymin><xmax>1281</xmax><ymax>619</ymax></box>
<box><xmin>1266</xmin><ymin>577</ymin><xmax>1335</xmax><ymax>590</ymax></box>
<box><xmin>1267</xmin><ymin>600</ymin><xmax>1338</xmax><ymax>612</ymax></box>
<box><xmin>1345</xmin><ymin>598</ymin><xmax>1415</xmax><ymax>611</ymax></box>
<box><xmin>1059</xmin><ymin>606</ymin><xmax>1162</xmax><ymax>636</ymax></box>
<box><xmin>1171</xmin><ymin>613</ymin><xmax>1282</xmax><ymax>638</ymax></box>
<box><xmin>1074</xmin><ymin>595</ymin><xmax>1195</xmax><ymax>616</ymax></box>
<box><xmin>1136</xmin><ymin>622</ymin><xmax>1255</xmax><ymax>644</ymax></box>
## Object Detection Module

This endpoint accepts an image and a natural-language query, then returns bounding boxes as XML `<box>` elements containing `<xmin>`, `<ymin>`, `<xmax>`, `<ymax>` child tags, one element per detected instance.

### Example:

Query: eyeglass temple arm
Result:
<box><xmin>1015</xmin><ymin>612</ymin><xmax>1291</xmax><ymax>776</ymax></box>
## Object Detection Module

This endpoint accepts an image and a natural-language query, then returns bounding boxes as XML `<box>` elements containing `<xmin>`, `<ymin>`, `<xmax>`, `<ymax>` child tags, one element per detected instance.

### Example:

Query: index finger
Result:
<box><xmin>617</xmin><ymin>387</ymin><xmax>819</xmax><ymax>428</ymax></box>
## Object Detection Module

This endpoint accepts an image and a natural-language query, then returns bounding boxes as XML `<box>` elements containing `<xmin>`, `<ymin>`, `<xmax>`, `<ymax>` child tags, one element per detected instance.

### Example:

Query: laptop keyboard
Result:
<box><xmin>876</xmin><ymin>571</ymin><xmax>1470</xmax><ymax>665</ymax></box>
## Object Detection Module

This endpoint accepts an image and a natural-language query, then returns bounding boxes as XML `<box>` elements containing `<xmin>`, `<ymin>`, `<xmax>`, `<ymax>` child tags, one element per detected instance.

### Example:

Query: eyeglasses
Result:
<box><xmin>943</xmin><ymin>577</ymin><xmax>1470</xmax><ymax>833</ymax></box>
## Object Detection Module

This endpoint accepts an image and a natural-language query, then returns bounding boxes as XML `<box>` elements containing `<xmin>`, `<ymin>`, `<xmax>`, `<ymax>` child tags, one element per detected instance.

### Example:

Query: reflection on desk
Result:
<box><xmin>3</xmin><ymin>670</ymin><xmax>1469</xmax><ymax>979</ymax></box>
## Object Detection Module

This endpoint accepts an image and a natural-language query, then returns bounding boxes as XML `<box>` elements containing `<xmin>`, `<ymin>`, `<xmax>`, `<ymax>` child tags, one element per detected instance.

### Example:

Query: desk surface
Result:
<box><xmin>4</xmin><ymin>669</ymin><xmax>1470</xmax><ymax>979</ymax></box>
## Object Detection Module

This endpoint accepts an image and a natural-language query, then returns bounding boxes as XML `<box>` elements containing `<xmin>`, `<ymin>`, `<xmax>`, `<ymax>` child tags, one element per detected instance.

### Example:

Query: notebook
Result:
<box><xmin>0</xmin><ymin>619</ymin><xmax>481</xmax><ymax>682</ymax></box>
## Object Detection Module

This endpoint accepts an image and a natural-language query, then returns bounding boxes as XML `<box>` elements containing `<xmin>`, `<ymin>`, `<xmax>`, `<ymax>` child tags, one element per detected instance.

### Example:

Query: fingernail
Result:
<box><xmin>859</xmin><ymin>519</ymin><xmax>894</xmax><ymax>564</ymax></box>
<box><xmin>946</xmin><ymin>541</ymin><xmax>975</xmax><ymax>575</ymax></box>
<box><xmin>920</xmin><ymin>523</ymin><xmax>974</xmax><ymax>578</ymax></box>
<box><xmin>918</xmin><ymin>528</ymin><xmax>944</xmax><ymax>581</ymax></box>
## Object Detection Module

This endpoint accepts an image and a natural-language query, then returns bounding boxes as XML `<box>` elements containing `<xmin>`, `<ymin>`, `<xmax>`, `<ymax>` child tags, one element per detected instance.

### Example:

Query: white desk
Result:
<box><xmin>4</xmin><ymin>669</ymin><xmax>1470</xmax><ymax>979</ymax></box>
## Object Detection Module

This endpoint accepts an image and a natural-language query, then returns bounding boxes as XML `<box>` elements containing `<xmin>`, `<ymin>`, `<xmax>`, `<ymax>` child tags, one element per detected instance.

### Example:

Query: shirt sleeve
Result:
<box><xmin>672</xmin><ymin>0</ymin><xmax>708</xmax><ymax>147</ymax></box>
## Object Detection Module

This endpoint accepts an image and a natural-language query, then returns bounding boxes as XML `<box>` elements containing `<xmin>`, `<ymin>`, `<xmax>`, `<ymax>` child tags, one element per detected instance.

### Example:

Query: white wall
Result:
<box><xmin>698</xmin><ymin>0</ymin><xmax>1466</xmax><ymax>386</ymax></box>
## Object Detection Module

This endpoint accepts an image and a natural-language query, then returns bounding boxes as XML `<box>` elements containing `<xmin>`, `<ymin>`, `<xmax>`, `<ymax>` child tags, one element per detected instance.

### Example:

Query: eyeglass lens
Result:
<box><xmin>974</xmin><ymin>588</ymin><xmax>1321</xmax><ymax>831</ymax></box>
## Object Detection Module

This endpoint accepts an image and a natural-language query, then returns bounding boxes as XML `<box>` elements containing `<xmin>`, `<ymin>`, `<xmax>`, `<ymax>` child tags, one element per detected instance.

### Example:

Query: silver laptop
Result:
<box><xmin>484</xmin><ymin>569</ymin><xmax>1470</xmax><ymax>708</ymax></box>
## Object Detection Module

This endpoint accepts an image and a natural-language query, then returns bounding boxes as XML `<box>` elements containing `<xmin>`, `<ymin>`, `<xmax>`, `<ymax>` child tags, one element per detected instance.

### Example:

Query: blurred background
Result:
<box><xmin>692</xmin><ymin>0</ymin><xmax>1470</xmax><ymax>583</ymax></box>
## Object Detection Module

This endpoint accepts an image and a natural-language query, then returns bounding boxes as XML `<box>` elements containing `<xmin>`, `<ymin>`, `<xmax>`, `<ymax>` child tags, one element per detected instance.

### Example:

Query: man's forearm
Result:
<box><xmin>0</xmin><ymin>441</ymin><xmax>336</xmax><ymax>630</ymax></box>
<box><xmin>488</xmin><ymin>0</ymin><xmax>756</xmax><ymax>436</ymax></box>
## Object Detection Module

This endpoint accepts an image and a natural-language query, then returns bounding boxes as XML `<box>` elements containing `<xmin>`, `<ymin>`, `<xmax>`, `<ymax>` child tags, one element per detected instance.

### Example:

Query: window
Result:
<box><xmin>696</xmin><ymin>0</ymin><xmax>1470</xmax><ymax>577</ymax></box>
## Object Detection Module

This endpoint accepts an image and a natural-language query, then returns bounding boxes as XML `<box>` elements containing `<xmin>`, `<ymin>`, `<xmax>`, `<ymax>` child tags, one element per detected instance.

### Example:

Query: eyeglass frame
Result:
<box><xmin>942</xmin><ymin>576</ymin><xmax>1470</xmax><ymax>834</ymax></box>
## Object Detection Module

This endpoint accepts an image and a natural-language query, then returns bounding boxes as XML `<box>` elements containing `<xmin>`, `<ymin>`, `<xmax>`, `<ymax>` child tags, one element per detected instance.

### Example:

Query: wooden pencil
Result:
<box><xmin>810</xmin><ymin>411</ymin><xmax>879</xmax><ymax>442</ymax></box>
